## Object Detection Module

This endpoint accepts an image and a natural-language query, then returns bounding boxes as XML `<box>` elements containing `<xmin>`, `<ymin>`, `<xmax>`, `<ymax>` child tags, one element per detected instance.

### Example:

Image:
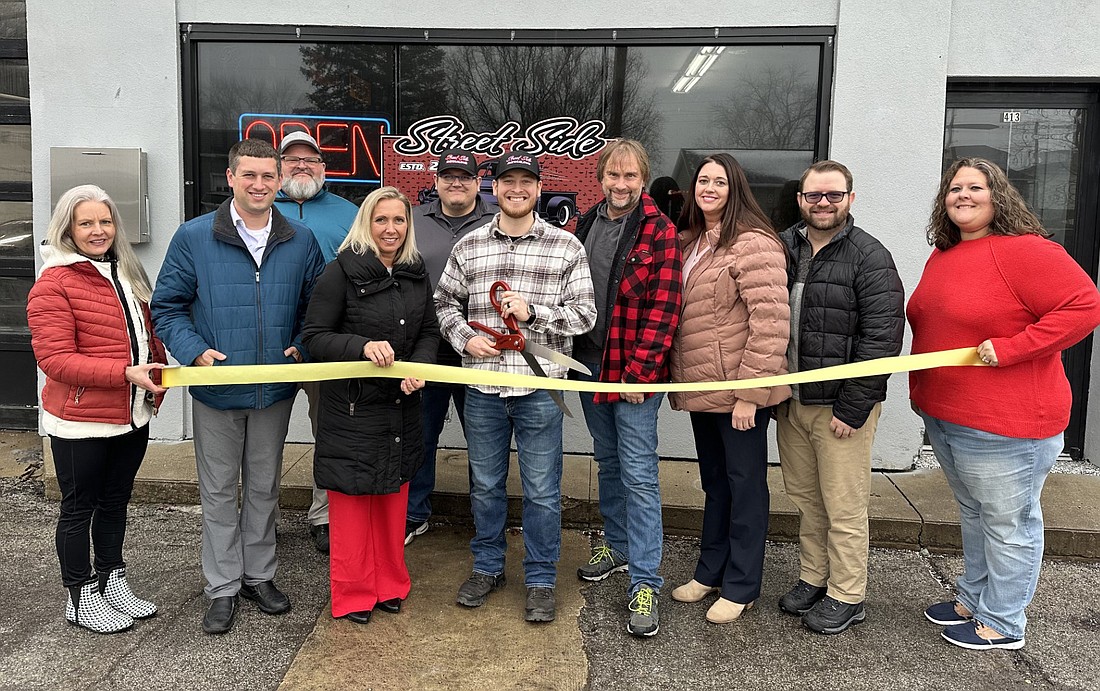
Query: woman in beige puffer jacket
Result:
<box><xmin>668</xmin><ymin>153</ymin><xmax>791</xmax><ymax>625</ymax></box>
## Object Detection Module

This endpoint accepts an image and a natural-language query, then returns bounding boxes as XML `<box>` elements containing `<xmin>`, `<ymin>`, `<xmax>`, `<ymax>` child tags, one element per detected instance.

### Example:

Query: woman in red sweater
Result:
<box><xmin>908</xmin><ymin>158</ymin><xmax>1100</xmax><ymax>651</ymax></box>
<box><xmin>27</xmin><ymin>185</ymin><xmax>168</xmax><ymax>634</ymax></box>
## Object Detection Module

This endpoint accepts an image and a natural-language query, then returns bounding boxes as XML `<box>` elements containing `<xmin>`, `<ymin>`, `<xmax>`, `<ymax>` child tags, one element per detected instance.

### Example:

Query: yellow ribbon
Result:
<box><xmin>161</xmin><ymin>347</ymin><xmax>983</xmax><ymax>392</ymax></box>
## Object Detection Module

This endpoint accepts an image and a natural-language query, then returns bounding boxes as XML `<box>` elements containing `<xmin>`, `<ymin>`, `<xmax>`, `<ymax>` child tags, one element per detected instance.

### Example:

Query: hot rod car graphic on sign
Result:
<box><xmin>416</xmin><ymin>160</ymin><xmax>578</xmax><ymax>228</ymax></box>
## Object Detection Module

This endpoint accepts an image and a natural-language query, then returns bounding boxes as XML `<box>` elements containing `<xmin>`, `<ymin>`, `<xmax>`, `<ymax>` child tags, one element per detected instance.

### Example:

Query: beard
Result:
<box><xmin>800</xmin><ymin>206</ymin><xmax>848</xmax><ymax>232</ymax></box>
<box><xmin>499</xmin><ymin>195</ymin><xmax>538</xmax><ymax>220</ymax></box>
<box><xmin>606</xmin><ymin>189</ymin><xmax>641</xmax><ymax>215</ymax></box>
<box><xmin>281</xmin><ymin>175</ymin><xmax>324</xmax><ymax>202</ymax></box>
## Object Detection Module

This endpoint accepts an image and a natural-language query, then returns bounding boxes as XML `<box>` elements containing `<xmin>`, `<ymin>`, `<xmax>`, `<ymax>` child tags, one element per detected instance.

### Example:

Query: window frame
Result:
<box><xmin>180</xmin><ymin>24</ymin><xmax>836</xmax><ymax>219</ymax></box>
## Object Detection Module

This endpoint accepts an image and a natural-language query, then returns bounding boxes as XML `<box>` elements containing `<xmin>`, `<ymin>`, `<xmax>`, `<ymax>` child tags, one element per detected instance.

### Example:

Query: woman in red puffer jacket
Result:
<box><xmin>27</xmin><ymin>185</ymin><xmax>168</xmax><ymax>634</ymax></box>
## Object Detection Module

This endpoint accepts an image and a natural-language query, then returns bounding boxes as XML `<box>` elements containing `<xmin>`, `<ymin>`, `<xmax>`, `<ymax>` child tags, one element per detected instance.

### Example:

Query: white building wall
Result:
<box><xmin>26</xmin><ymin>1</ymin><xmax>1100</xmax><ymax>466</ymax></box>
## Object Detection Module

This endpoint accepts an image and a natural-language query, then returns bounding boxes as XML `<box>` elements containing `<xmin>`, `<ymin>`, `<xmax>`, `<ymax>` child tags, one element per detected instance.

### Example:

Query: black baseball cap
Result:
<box><xmin>494</xmin><ymin>152</ymin><xmax>541</xmax><ymax>179</ymax></box>
<box><xmin>436</xmin><ymin>149</ymin><xmax>479</xmax><ymax>176</ymax></box>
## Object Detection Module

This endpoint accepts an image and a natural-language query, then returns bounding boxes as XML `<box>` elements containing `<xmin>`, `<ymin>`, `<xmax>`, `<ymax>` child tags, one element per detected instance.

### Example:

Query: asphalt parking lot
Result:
<box><xmin>3</xmin><ymin>471</ymin><xmax>1100</xmax><ymax>690</ymax></box>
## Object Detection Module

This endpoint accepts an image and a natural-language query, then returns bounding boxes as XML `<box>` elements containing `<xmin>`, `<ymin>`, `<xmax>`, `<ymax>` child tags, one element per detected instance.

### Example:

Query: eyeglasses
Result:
<box><xmin>799</xmin><ymin>191</ymin><xmax>850</xmax><ymax>203</ymax></box>
<box><xmin>438</xmin><ymin>174</ymin><xmax>477</xmax><ymax>184</ymax></box>
<box><xmin>282</xmin><ymin>155</ymin><xmax>323</xmax><ymax>165</ymax></box>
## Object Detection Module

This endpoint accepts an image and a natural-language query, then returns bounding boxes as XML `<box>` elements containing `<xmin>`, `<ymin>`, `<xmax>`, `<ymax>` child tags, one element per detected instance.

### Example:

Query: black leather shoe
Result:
<box><xmin>309</xmin><ymin>524</ymin><xmax>330</xmax><ymax>554</ymax></box>
<box><xmin>240</xmin><ymin>581</ymin><xmax>291</xmax><ymax>615</ymax></box>
<box><xmin>345</xmin><ymin>609</ymin><xmax>372</xmax><ymax>625</ymax></box>
<box><xmin>377</xmin><ymin>598</ymin><xmax>402</xmax><ymax>614</ymax></box>
<box><xmin>202</xmin><ymin>595</ymin><xmax>238</xmax><ymax>635</ymax></box>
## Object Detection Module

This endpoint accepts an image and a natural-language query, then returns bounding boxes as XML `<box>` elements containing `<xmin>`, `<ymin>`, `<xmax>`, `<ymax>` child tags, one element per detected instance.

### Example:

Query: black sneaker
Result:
<box><xmin>577</xmin><ymin>545</ymin><xmax>629</xmax><ymax>582</ymax></box>
<box><xmin>405</xmin><ymin>520</ymin><xmax>429</xmax><ymax>546</ymax></box>
<box><xmin>802</xmin><ymin>595</ymin><xmax>865</xmax><ymax>635</ymax></box>
<box><xmin>309</xmin><ymin>524</ymin><xmax>330</xmax><ymax>554</ymax></box>
<box><xmin>456</xmin><ymin>572</ymin><xmax>506</xmax><ymax>608</ymax></box>
<box><xmin>779</xmin><ymin>580</ymin><xmax>826</xmax><ymax>615</ymax></box>
<box><xmin>627</xmin><ymin>586</ymin><xmax>659</xmax><ymax>637</ymax></box>
<box><xmin>525</xmin><ymin>587</ymin><xmax>556</xmax><ymax>623</ymax></box>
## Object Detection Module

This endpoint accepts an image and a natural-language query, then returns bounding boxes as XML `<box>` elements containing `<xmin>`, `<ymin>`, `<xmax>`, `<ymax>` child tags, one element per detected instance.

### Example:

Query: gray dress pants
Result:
<box><xmin>192</xmin><ymin>396</ymin><xmax>294</xmax><ymax>598</ymax></box>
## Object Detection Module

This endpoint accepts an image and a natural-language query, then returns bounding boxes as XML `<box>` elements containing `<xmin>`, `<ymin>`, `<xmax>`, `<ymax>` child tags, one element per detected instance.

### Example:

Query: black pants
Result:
<box><xmin>51</xmin><ymin>425</ymin><xmax>149</xmax><ymax>587</ymax></box>
<box><xmin>689</xmin><ymin>409</ymin><xmax>771</xmax><ymax>603</ymax></box>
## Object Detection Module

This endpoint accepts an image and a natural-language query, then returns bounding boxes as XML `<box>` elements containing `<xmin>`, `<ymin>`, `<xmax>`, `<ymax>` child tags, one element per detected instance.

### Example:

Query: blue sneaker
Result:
<box><xmin>925</xmin><ymin>600</ymin><xmax>972</xmax><ymax>626</ymax></box>
<box><xmin>941</xmin><ymin>621</ymin><xmax>1025</xmax><ymax>650</ymax></box>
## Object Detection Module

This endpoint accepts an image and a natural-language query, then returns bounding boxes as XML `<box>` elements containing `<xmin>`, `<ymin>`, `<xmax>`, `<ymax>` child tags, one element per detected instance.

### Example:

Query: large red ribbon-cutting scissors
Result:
<box><xmin>468</xmin><ymin>281</ymin><xmax>592</xmax><ymax>417</ymax></box>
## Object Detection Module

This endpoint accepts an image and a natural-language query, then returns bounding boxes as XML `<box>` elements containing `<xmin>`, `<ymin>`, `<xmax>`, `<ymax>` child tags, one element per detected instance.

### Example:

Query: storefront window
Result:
<box><xmin>0</xmin><ymin>274</ymin><xmax>29</xmax><ymax>333</ymax></box>
<box><xmin>195</xmin><ymin>42</ymin><xmax>395</xmax><ymax>210</ymax></box>
<box><xmin>0</xmin><ymin>1</ymin><xmax>26</xmax><ymax>40</ymax></box>
<box><xmin>188</xmin><ymin>33</ymin><xmax>827</xmax><ymax>226</ymax></box>
<box><xmin>0</xmin><ymin>124</ymin><xmax>29</xmax><ymax>183</ymax></box>
<box><xmin>0</xmin><ymin>57</ymin><xmax>28</xmax><ymax>105</ymax></box>
<box><xmin>0</xmin><ymin>200</ymin><xmax>31</xmax><ymax>257</ymax></box>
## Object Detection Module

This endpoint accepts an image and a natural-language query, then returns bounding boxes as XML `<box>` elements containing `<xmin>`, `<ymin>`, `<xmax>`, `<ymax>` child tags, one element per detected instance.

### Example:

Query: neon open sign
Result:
<box><xmin>238</xmin><ymin>113</ymin><xmax>392</xmax><ymax>185</ymax></box>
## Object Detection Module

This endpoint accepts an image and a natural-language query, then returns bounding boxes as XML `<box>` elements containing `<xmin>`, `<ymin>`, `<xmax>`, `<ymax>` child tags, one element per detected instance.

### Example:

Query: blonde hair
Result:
<box><xmin>340</xmin><ymin>187</ymin><xmax>420</xmax><ymax>265</ymax></box>
<box><xmin>45</xmin><ymin>185</ymin><xmax>153</xmax><ymax>302</ymax></box>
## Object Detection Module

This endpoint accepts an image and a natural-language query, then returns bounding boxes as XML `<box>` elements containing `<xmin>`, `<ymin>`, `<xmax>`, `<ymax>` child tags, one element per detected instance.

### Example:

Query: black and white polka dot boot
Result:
<box><xmin>99</xmin><ymin>566</ymin><xmax>157</xmax><ymax>619</ymax></box>
<box><xmin>66</xmin><ymin>578</ymin><xmax>133</xmax><ymax>633</ymax></box>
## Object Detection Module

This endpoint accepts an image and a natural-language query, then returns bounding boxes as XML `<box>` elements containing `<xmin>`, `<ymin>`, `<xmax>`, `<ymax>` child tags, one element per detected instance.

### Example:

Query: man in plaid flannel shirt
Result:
<box><xmin>571</xmin><ymin>139</ymin><xmax>683</xmax><ymax>637</ymax></box>
<box><xmin>435</xmin><ymin>152</ymin><xmax>595</xmax><ymax>624</ymax></box>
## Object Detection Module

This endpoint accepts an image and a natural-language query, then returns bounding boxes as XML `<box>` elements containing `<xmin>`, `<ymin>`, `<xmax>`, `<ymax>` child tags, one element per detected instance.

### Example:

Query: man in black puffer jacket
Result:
<box><xmin>775</xmin><ymin>160</ymin><xmax>905</xmax><ymax>637</ymax></box>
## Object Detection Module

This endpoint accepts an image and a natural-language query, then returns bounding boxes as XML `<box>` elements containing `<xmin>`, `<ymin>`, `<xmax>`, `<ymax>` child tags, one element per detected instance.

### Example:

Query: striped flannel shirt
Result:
<box><xmin>434</xmin><ymin>212</ymin><xmax>596</xmax><ymax>397</ymax></box>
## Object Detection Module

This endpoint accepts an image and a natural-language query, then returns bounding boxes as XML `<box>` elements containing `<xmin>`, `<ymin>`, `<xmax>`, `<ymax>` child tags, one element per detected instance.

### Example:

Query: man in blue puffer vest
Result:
<box><xmin>273</xmin><ymin>131</ymin><xmax>359</xmax><ymax>555</ymax></box>
<box><xmin>152</xmin><ymin>139</ymin><xmax>326</xmax><ymax>635</ymax></box>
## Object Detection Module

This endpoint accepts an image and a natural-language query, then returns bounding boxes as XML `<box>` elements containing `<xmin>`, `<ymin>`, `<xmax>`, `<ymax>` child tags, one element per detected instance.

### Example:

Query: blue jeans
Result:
<box><xmin>407</xmin><ymin>383</ymin><xmax>466</xmax><ymax>524</ymax></box>
<box><xmin>921</xmin><ymin>412</ymin><xmax>1062</xmax><ymax>639</ymax></box>
<box><xmin>464</xmin><ymin>387</ymin><xmax>564</xmax><ymax>588</ymax></box>
<box><xmin>576</xmin><ymin>361</ymin><xmax>665</xmax><ymax>593</ymax></box>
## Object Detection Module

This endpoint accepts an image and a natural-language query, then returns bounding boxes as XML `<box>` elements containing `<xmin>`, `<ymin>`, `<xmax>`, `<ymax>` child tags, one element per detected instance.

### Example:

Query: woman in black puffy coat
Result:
<box><xmin>302</xmin><ymin>186</ymin><xmax>439</xmax><ymax>625</ymax></box>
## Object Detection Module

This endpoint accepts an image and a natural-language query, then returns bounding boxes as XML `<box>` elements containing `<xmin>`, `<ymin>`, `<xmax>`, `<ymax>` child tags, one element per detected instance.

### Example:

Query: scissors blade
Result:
<box><xmin>518</xmin><ymin>350</ymin><xmax>574</xmax><ymax>418</ymax></box>
<box><xmin>522</xmin><ymin>341</ymin><xmax>593</xmax><ymax>376</ymax></box>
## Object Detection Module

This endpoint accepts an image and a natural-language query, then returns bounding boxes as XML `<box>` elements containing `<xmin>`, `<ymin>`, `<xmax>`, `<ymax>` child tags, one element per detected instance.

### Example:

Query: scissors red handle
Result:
<box><xmin>469</xmin><ymin>280</ymin><xmax>526</xmax><ymax>351</ymax></box>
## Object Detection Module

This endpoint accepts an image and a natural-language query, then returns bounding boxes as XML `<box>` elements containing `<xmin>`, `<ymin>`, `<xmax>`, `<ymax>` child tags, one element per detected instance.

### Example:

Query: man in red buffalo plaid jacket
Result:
<box><xmin>571</xmin><ymin>139</ymin><xmax>683</xmax><ymax>638</ymax></box>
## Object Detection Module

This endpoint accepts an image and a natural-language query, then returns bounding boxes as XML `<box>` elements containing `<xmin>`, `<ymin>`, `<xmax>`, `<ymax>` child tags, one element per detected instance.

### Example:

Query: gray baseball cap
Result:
<box><xmin>279</xmin><ymin>132</ymin><xmax>321</xmax><ymax>155</ymax></box>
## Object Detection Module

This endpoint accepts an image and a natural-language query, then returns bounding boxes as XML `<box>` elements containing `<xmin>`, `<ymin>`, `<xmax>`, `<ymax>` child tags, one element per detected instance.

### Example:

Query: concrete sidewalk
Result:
<box><xmin>39</xmin><ymin>438</ymin><xmax>1100</xmax><ymax>559</ymax></box>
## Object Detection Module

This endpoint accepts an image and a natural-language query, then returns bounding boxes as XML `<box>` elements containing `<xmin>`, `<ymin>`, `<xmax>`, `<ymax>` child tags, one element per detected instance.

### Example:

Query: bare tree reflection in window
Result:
<box><xmin>200</xmin><ymin>76</ymin><xmax>303</xmax><ymax>131</ymax></box>
<box><xmin>710</xmin><ymin>64</ymin><xmax>816</xmax><ymax>149</ymax></box>
<box><xmin>446</xmin><ymin>46</ymin><xmax>662</xmax><ymax>152</ymax></box>
<box><xmin>300</xmin><ymin>44</ymin><xmax>396</xmax><ymax>114</ymax></box>
<box><xmin>397</xmin><ymin>45</ymin><xmax>452</xmax><ymax>128</ymax></box>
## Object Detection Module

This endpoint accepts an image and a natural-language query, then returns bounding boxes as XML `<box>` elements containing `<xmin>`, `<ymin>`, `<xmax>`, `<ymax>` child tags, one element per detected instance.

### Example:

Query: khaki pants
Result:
<box><xmin>777</xmin><ymin>399</ymin><xmax>881</xmax><ymax>603</ymax></box>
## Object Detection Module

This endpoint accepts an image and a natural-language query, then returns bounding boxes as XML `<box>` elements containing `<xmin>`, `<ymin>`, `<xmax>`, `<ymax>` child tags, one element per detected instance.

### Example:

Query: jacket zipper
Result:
<box><xmin>255</xmin><ymin>266</ymin><xmax>263</xmax><ymax>404</ymax></box>
<box><xmin>110</xmin><ymin>261</ymin><xmax>142</xmax><ymax>429</ymax></box>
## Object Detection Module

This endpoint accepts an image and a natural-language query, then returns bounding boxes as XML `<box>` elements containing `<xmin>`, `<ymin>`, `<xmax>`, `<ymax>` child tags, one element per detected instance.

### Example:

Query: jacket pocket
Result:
<box><xmin>343</xmin><ymin>379</ymin><xmax>381</xmax><ymax>416</ymax></box>
<box><xmin>619</xmin><ymin>250</ymin><xmax>653</xmax><ymax>299</ymax></box>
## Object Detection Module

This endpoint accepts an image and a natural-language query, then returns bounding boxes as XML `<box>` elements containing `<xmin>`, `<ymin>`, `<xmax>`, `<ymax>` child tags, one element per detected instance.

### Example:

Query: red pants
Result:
<box><xmin>328</xmin><ymin>484</ymin><xmax>411</xmax><ymax>618</ymax></box>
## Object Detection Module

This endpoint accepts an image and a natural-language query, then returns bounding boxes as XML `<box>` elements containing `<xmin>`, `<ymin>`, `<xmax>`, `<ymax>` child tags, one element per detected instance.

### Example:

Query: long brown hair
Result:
<box><xmin>927</xmin><ymin>157</ymin><xmax>1050</xmax><ymax>251</ymax></box>
<box><xmin>678</xmin><ymin>153</ymin><xmax>779</xmax><ymax>248</ymax></box>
